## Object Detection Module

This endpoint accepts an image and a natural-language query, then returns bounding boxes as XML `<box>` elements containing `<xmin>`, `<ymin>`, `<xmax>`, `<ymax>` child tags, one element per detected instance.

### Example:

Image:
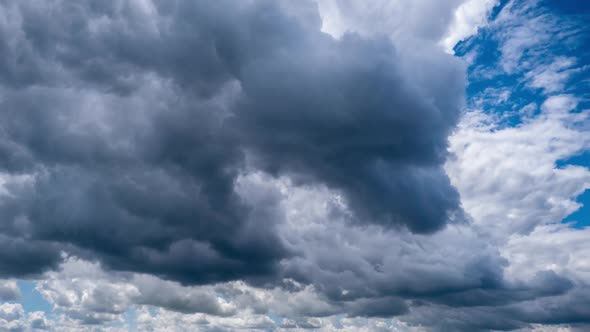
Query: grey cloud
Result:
<box><xmin>346</xmin><ymin>296</ymin><xmax>408</xmax><ymax>318</ymax></box>
<box><xmin>316</xmin><ymin>0</ymin><xmax>466</xmax><ymax>41</ymax></box>
<box><xmin>131</xmin><ymin>275</ymin><xmax>236</xmax><ymax>316</ymax></box>
<box><xmin>0</xmin><ymin>0</ymin><xmax>464</xmax><ymax>285</ymax></box>
<box><xmin>0</xmin><ymin>235</ymin><xmax>61</xmax><ymax>278</ymax></box>
<box><xmin>0</xmin><ymin>281</ymin><xmax>20</xmax><ymax>302</ymax></box>
<box><xmin>240</xmin><ymin>174</ymin><xmax>588</xmax><ymax>330</ymax></box>
<box><xmin>0</xmin><ymin>304</ymin><xmax>49</xmax><ymax>332</ymax></box>
<box><xmin>402</xmin><ymin>286</ymin><xmax>590</xmax><ymax>332</ymax></box>
<box><xmin>227</xmin><ymin>22</ymin><xmax>465</xmax><ymax>233</ymax></box>
<box><xmin>427</xmin><ymin>270</ymin><xmax>573</xmax><ymax>308</ymax></box>
<box><xmin>28</xmin><ymin>311</ymin><xmax>50</xmax><ymax>331</ymax></box>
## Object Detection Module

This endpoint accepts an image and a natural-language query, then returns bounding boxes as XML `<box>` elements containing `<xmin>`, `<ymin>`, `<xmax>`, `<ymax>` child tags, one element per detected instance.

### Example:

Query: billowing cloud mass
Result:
<box><xmin>0</xmin><ymin>0</ymin><xmax>465</xmax><ymax>280</ymax></box>
<box><xmin>0</xmin><ymin>0</ymin><xmax>589</xmax><ymax>331</ymax></box>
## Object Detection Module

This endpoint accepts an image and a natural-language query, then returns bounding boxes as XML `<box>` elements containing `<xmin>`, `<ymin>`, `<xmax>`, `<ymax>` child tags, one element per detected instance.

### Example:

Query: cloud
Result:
<box><xmin>0</xmin><ymin>303</ymin><xmax>49</xmax><ymax>332</ymax></box>
<box><xmin>36</xmin><ymin>256</ymin><xmax>243</xmax><ymax>325</ymax></box>
<box><xmin>29</xmin><ymin>161</ymin><xmax>585</xmax><ymax>330</ymax></box>
<box><xmin>492</xmin><ymin>0</ymin><xmax>582</xmax><ymax>75</ymax></box>
<box><xmin>0</xmin><ymin>0</ymin><xmax>465</xmax><ymax>288</ymax></box>
<box><xmin>524</xmin><ymin>57</ymin><xmax>583</xmax><ymax>94</ymax></box>
<box><xmin>0</xmin><ymin>281</ymin><xmax>20</xmax><ymax>302</ymax></box>
<box><xmin>316</xmin><ymin>0</ymin><xmax>466</xmax><ymax>43</ymax></box>
<box><xmin>0</xmin><ymin>0</ymin><xmax>589</xmax><ymax>331</ymax></box>
<box><xmin>441</xmin><ymin>0</ymin><xmax>499</xmax><ymax>54</ymax></box>
<box><xmin>446</xmin><ymin>95</ymin><xmax>590</xmax><ymax>238</ymax></box>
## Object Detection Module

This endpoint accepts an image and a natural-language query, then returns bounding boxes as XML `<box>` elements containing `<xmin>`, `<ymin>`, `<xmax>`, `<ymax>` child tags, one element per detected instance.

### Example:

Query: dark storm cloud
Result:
<box><xmin>0</xmin><ymin>84</ymin><xmax>284</xmax><ymax>284</ymax></box>
<box><xmin>0</xmin><ymin>0</ymin><xmax>464</xmax><ymax>283</ymax></box>
<box><xmin>403</xmin><ymin>285</ymin><xmax>590</xmax><ymax>332</ymax></box>
<box><xmin>0</xmin><ymin>236</ymin><xmax>61</xmax><ymax>278</ymax></box>
<box><xmin>230</xmin><ymin>31</ymin><xmax>465</xmax><ymax>233</ymax></box>
<box><xmin>346</xmin><ymin>296</ymin><xmax>408</xmax><ymax>317</ymax></box>
<box><xmin>425</xmin><ymin>270</ymin><xmax>573</xmax><ymax>308</ymax></box>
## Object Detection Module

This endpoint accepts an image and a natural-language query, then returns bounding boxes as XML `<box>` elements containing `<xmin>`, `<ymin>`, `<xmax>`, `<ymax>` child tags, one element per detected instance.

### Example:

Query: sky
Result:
<box><xmin>0</xmin><ymin>0</ymin><xmax>589</xmax><ymax>331</ymax></box>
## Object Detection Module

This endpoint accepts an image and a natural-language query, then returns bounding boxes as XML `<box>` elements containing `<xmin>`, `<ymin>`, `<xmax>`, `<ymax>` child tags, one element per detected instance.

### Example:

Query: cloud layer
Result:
<box><xmin>0</xmin><ymin>0</ymin><xmax>589</xmax><ymax>331</ymax></box>
<box><xmin>0</xmin><ymin>0</ymin><xmax>466</xmax><ymax>283</ymax></box>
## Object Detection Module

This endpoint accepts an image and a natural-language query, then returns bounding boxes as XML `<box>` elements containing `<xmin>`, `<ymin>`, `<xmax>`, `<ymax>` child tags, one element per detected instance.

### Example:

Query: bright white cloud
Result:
<box><xmin>0</xmin><ymin>303</ymin><xmax>49</xmax><ymax>331</ymax></box>
<box><xmin>317</xmin><ymin>0</ymin><xmax>464</xmax><ymax>41</ymax></box>
<box><xmin>525</xmin><ymin>57</ymin><xmax>582</xmax><ymax>94</ymax></box>
<box><xmin>492</xmin><ymin>0</ymin><xmax>581</xmax><ymax>74</ymax></box>
<box><xmin>441</xmin><ymin>0</ymin><xmax>499</xmax><ymax>53</ymax></box>
<box><xmin>27</xmin><ymin>90</ymin><xmax>590</xmax><ymax>329</ymax></box>
<box><xmin>504</xmin><ymin>223</ymin><xmax>590</xmax><ymax>283</ymax></box>
<box><xmin>446</xmin><ymin>95</ymin><xmax>590</xmax><ymax>239</ymax></box>
<box><xmin>316</xmin><ymin>0</ymin><xmax>499</xmax><ymax>53</ymax></box>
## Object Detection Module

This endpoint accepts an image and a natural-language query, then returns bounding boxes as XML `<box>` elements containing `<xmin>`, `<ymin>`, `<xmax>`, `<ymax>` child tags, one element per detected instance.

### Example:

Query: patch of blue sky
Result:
<box><xmin>267</xmin><ymin>311</ymin><xmax>284</xmax><ymax>326</ymax></box>
<box><xmin>16</xmin><ymin>280</ymin><xmax>51</xmax><ymax>314</ymax></box>
<box><xmin>543</xmin><ymin>0</ymin><xmax>590</xmax><ymax>15</ymax></box>
<box><xmin>562</xmin><ymin>189</ymin><xmax>590</xmax><ymax>228</ymax></box>
<box><xmin>111</xmin><ymin>309</ymin><xmax>136</xmax><ymax>331</ymax></box>
<box><xmin>457</xmin><ymin>33</ymin><xmax>541</xmax><ymax>127</ymax></box>
<box><xmin>558</xmin><ymin>151</ymin><xmax>590</xmax><ymax>228</ymax></box>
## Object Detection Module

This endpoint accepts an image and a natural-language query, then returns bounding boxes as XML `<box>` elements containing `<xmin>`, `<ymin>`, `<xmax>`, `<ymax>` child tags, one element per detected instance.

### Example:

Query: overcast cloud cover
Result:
<box><xmin>0</xmin><ymin>0</ymin><xmax>589</xmax><ymax>331</ymax></box>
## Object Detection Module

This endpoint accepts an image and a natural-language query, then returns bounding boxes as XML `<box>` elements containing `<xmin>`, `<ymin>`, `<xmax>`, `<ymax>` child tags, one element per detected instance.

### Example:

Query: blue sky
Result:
<box><xmin>457</xmin><ymin>0</ymin><xmax>590</xmax><ymax>228</ymax></box>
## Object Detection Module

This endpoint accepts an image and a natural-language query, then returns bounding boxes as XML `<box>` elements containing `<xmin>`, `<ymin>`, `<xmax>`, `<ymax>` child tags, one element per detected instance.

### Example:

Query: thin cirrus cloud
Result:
<box><xmin>0</xmin><ymin>0</ymin><xmax>589</xmax><ymax>332</ymax></box>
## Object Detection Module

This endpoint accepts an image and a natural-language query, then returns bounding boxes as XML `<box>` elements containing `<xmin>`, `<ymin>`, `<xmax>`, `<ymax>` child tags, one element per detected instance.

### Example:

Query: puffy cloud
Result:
<box><xmin>0</xmin><ymin>303</ymin><xmax>49</xmax><ymax>332</ymax></box>
<box><xmin>446</xmin><ymin>95</ymin><xmax>590</xmax><ymax>239</ymax></box>
<box><xmin>27</xmin><ymin>312</ymin><xmax>50</xmax><ymax>331</ymax></box>
<box><xmin>0</xmin><ymin>0</ymin><xmax>465</xmax><ymax>286</ymax></box>
<box><xmin>36</xmin><ymin>257</ymin><xmax>241</xmax><ymax>325</ymax></box>
<box><xmin>316</xmin><ymin>0</ymin><xmax>465</xmax><ymax>42</ymax></box>
<box><xmin>0</xmin><ymin>303</ymin><xmax>26</xmax><ymax>332</ymax></box>
<box><xmin>0</xmin><ymin>281</ymin><xmax>20</xmax><ymax>301</ymax></box>
<box><xmin>504</xmin><ymin>223</ymin><xmax>590</xmax><ymax>283</ymax></box>
<box><xmin>441</xmin><ymin>0</ymin><xmax>499</xmax><ymax>53</ymax></box>
<box><xmin>28</xmin><ymin>159</ymin><xmax>585</xmax><ymax>330</ymax></box>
